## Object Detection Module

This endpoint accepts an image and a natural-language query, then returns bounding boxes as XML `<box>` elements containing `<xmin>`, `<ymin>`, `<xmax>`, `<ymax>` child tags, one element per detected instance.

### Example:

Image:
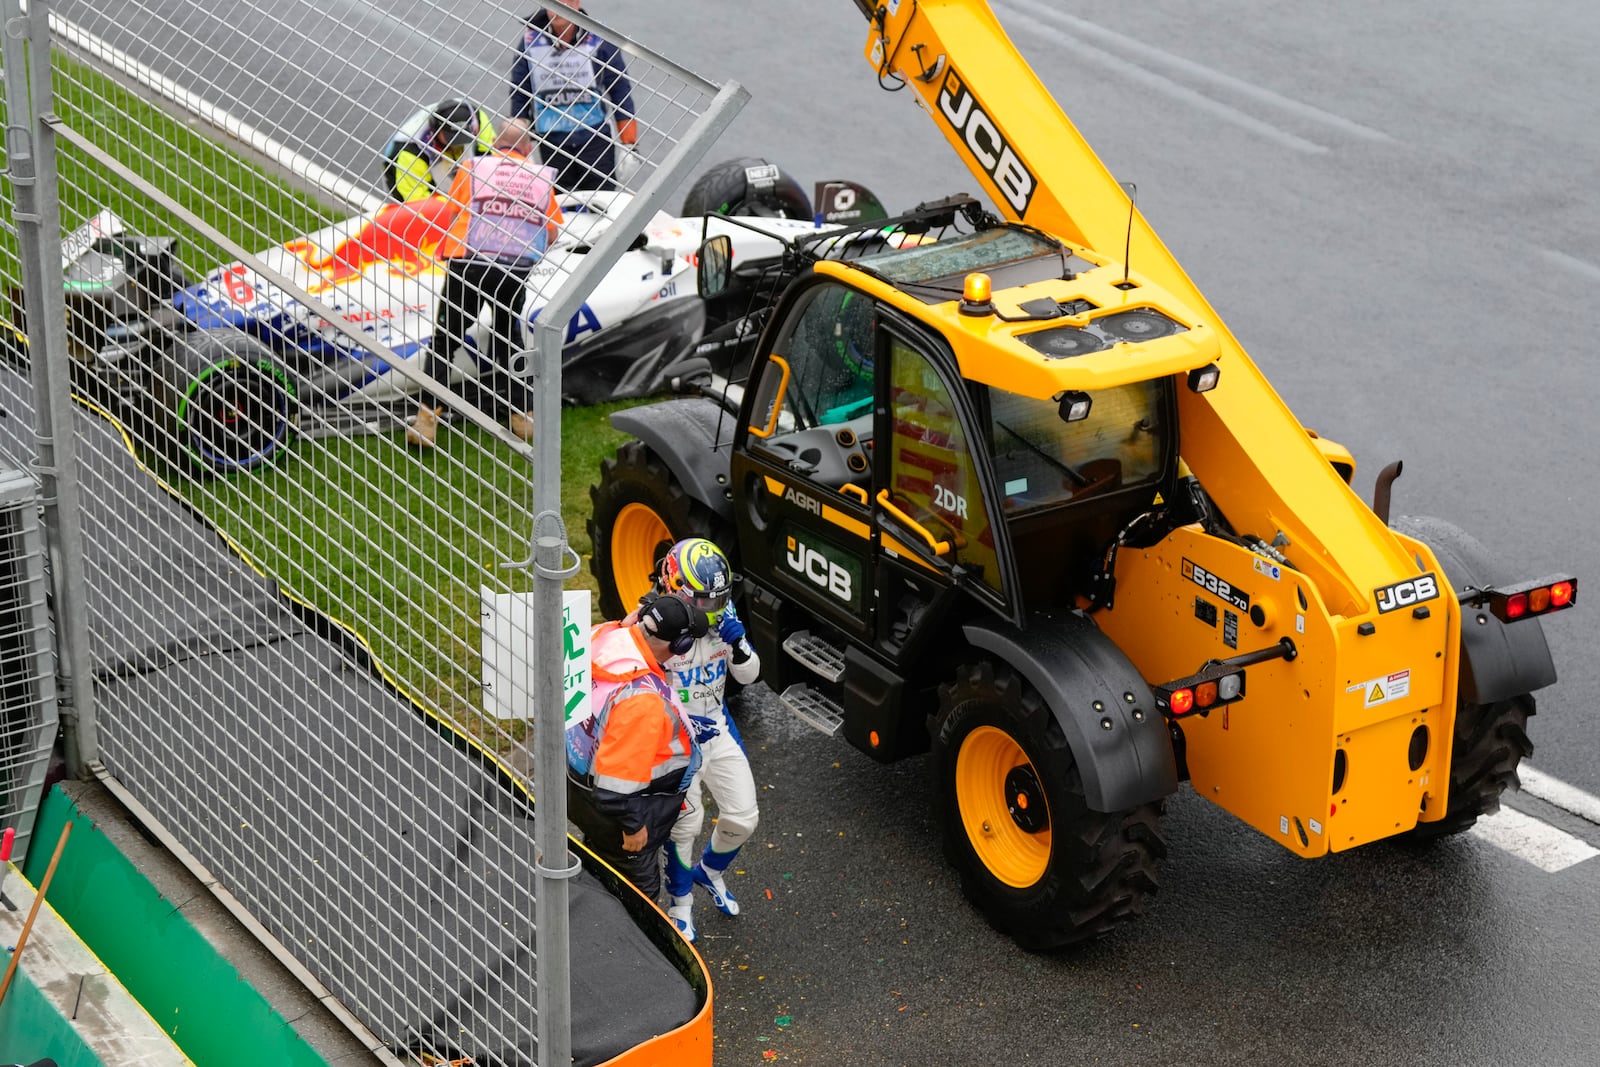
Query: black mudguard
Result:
<box><xmin>1390</xmin><ymin>515</ymin><xmax>1557</xmax><ymax>705</ymax></box>
<box><xmin>610</xmin><ymin>397</ymin><xmax>737</xmax><ymax>523</ymax></box>
<box><xmin>963</xmin><ymin>610</ymin><xmax>1178</xmax><ymax>812</ymax></box>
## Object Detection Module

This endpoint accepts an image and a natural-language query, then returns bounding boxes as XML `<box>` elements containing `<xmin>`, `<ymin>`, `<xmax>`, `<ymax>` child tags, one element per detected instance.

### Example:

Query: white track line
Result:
<box><xmin>1521</xmin><ymin>766</ymin><xmax>1600</xmax><ymax>826</ymax></box>
<box><xmin>42</xmin><ymin>7</ymin><xmax>379</xmax><ymax>212</ymax></box>
<box><xmin>1539</xmin><ymin>249</ymin><xmax>1600</xmax><ymax>284</ymax></box>
<box><xmin>1001</xmin><ymin>0</ymin><xmax>1394</xmax><ymax>151</ymax></box>
<box><xmin>1469</xmin><ymin>807</ymin><xmax>1598</xmax><ymax>873</ymax></box>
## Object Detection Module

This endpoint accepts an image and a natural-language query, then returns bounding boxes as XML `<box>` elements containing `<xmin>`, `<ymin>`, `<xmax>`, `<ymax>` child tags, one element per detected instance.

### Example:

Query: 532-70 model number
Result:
<box><xmin>1183</xmin><ymin>558</ymin><xmax>1250</xmax><ymax>612</ymax></box>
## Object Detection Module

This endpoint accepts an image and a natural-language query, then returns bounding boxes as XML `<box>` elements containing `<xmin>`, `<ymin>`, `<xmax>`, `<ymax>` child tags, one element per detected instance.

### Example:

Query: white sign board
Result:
<box><xmin>480</xmin><ymin>589</ymin><xmax>591</xmax><ymax>723</ymax></box>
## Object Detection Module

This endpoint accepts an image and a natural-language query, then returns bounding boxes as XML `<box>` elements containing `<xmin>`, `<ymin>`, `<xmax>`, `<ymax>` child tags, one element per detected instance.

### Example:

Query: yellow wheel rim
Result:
<box><xmin>611</xmin><ymin>503</ymin><xmax>671</xmax><ymax>611</ymax></box>
<box><xmin>956</xmin><ymin>725</ymin><xmax>1051</xmax><ymax>888</ymax></box>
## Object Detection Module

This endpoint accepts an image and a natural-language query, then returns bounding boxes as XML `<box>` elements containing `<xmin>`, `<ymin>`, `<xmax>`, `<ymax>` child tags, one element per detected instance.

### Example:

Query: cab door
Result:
<box><xmin>871</xmin><ymin>321</ymin><xmax>1020</xmax><ymax>664</ymax></box>
<box><xmin>731</xmin><ymin>280</ymin><xmax>881</xmax><ymax>642</ymax></box>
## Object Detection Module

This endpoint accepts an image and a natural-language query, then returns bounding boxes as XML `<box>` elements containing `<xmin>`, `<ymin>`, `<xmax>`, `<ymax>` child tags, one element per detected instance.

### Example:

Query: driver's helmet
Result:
<box><xmin>833</xmin><ymin>288</ymin><xmax>875</xmax><ymax>381</ymax></box>
<box><xmin>427</xmin><ymin>98</ymin><xmax>480</xmax><ymax>155</ymax></box>
<box><xmin>657</xmin><ymin>538</ymin><xmax>733</xmax><ymax>620</ymax></box>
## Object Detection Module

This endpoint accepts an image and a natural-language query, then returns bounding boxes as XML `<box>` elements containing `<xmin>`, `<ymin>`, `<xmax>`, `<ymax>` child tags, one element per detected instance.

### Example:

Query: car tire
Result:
<box><xmin>161</xmin><ymin>331</ymin><xmax>296</xmax><ymax>476</ymax></box>
<box><xmin>588</xmin><ymin>439</ymin><xmax>729</xmax><ymax>620</ymax></box>
<box><xmin>681</xmin><ymin>158</ymin><xmax>812</xmax><ymax>219</ymax></box>
<box><xmin>932</xmin><ymin>660</ymin><xmax>1166</xmax><ymax>951</ymax></box>
<box><xmin>1402</xmin><ymin>693</ymin><xmax>1535</xmax><ymax>842</ymax></box>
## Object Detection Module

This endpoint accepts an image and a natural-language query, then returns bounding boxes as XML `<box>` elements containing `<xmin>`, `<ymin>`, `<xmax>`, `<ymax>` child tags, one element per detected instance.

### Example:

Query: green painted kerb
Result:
<box><xmin>0</xmin><ymin>966</ymin><xmax>102</xmax><ymax>1067</ymax></box>
<box><xmin>23</xmin><ymin>787</ymin><xmax>329</xmax><ymax>1067</ymax></box>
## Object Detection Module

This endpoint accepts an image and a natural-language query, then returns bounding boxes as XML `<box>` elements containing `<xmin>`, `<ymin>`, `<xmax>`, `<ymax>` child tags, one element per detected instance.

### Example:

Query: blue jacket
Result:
<box><xmin>509</xmin><ymin>10</ymin><xmax>636</xmax><ymax>140</ymax></box>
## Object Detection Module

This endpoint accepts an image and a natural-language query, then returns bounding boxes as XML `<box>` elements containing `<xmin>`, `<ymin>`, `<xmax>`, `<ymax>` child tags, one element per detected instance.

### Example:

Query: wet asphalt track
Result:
<box><xmin>49</xmin><ymin>1</ymin><xmax>1600</xmax><ymax>1062</ymax></box>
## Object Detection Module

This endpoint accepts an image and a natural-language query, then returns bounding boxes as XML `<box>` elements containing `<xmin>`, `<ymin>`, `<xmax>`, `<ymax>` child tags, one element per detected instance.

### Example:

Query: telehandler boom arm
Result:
<box><xmin>851</xmin><ymin>0</ymin><xmax>1415</xmax><ymax>618</ymax></box>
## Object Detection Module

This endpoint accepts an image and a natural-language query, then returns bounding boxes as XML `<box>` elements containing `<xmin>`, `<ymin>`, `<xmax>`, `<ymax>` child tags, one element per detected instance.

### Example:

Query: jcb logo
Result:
<box><xmin>1374</xmin><ymin>573</ymin><xmax>1440</xmax><ymax>614</ymax></box>
<box><xmin>937</xmin><ymin>69</ymin><xmax>1036</xmax><ymax>215</ymax></box>
<box><xmin>786</xmin><ymin>536</ymin><xmax>852</xmax><ymax>603</ymax></box>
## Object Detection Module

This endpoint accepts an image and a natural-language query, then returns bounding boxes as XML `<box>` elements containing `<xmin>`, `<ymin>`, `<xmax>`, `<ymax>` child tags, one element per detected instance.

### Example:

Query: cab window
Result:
<box><xmin>771</xmin><ymin>282</ymin><xmax>876</xmax><ymax>430</ymax></box>
<box><xmin>750</xmin><ymin>282</ymin><xmax>878</xmax><ymax>493</ymax></box>
<box><xmin>988</xmin><ymin>380</ymin><xmax>1166</xmax><ymax>513</ymax></box>
<box><xmin>886</xmin><ymin>338</ymin><xmax>1002</xmax><ymax>594</ymax></box>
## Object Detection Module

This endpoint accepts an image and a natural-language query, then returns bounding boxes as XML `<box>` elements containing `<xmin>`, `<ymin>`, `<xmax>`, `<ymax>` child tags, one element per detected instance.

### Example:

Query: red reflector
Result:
<box><xmin>1195</xmin><ymin>681</ymin><xmax>1219</xmax><ymax>708</ymax></box>
<box><xmin>1551</xmin><ymin>581</ymin><xmax>1575</xmax><ymax>608</ymax></box>
<box><xmin>1169</xmin><ymin>688</ymin><xmax>1194</xmax><ymax>715</ymax></box>
<box><xmin>1505</xmin><ymin>592</ymin><xmax>1528</xmax><ymax>619</ymax></box>
<box><xmin>1529</xmin><ymin>587</ymin><xmax>1551</xmax><ymax>613</ymax></box>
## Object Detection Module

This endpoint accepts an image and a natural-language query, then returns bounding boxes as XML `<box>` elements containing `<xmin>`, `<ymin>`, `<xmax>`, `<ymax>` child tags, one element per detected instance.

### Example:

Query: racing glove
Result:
<box><xmin>688</xmin><ymin>714</ymin><xmax>720</xmax><ymax>745</ymax></box>
<box><xmin>719</xmin><ymin>605</ymin><xmax>756</xmax><ymax>665</ymax></box>
<box><xmin>718</xmin><ymin>604</ymin><xmax>746</xmax><ymax>645</ymax></box>
<box><xmin>617</xmin><ymin>117</ymin><xmax>639</xmax><ymax>146</ymax></box>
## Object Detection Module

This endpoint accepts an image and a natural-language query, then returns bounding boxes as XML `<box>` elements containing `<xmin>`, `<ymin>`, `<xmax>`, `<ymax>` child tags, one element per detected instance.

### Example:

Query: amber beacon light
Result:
<box><xmin>959</xmin><ymin>272</ymin><xmax>995</xmax><ymax>316</ymax></box>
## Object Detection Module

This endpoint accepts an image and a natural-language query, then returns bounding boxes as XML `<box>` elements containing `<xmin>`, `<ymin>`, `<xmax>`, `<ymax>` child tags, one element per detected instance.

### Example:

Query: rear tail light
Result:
<box><xmin>1154</xmin><ymin>665</ymin><xmax>1247</xmax><ymax>719</ymax></box>
<box><xmin>1485</xmin><ymin>576</ymin><xmax>1578</xmax><ymax>623</ymax></box>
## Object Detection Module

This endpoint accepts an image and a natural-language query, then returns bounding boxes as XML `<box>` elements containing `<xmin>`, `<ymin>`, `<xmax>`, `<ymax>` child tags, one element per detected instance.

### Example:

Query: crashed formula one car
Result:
<box><xmin>19</xmin><ymin>159</ymin><xmax>884</xmax><ymax>475</ymax></box>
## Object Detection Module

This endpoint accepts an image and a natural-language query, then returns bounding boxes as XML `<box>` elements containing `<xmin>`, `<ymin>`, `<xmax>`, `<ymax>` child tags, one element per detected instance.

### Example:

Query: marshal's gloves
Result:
<box><xmin>614</xmin><ymin>144</ymin><xmax>641</xmax><ymax>185</ymax></box>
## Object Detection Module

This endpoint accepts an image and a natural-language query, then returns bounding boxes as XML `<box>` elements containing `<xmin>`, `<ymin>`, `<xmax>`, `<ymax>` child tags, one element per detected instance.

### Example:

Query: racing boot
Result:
<box><xmin>665</xmin><ymin>844</ymin><xmax>696</xmax><ymax>898</ymax></box>
<box><xmin>509</xmin><ymin>411</ymin><xmax>535</xmax><ymax>442</ymax></box>
<box><xmin>664</xmin><ymin>845</ymin><xmax>698</xmax><ymax>940</ymax></box>
<box><xmin>667</xmin><ymin>894</ymin><xmax>696</xmax><ymax>943</ymax></box>
<box><xmin>406</xmin><ymin>406</ymin><xmax>440</xmax><ymax>448</ymax></box>
<box><xmin>692</xmin><ymin>845</ymin><xmax>741</xmax><ymax>917</ymax></box>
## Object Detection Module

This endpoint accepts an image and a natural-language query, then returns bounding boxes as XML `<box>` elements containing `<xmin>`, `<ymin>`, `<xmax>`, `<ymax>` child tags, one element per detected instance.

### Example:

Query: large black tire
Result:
<box><xmin>587</xmin><ymin>439</ymin><xmax>729</xmax><ymax>620</ymax></box>
<box><xmin>932</xmin><ymin>661</ymin><xmax>1166</xmax><ymax>951</ymax></box>
<box><xmin>161</xmin><ymin>331</ymin><xmax>296</xmax><ymax>476</ymax></box>
<box><xmin>1404</xmin><ymin>694</ymin><xmax>1535</xmax><ymax>842</ymax></box>
<box><xmin>681</xmin><ymin>157</ymin><xmax>812</xmax><ymax>219</ymax></box>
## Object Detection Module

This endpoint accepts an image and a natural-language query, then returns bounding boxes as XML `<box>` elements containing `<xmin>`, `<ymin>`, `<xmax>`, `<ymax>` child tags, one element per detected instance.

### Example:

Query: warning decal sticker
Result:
<box><xmin>1346</xmin><ymin>669</ymin><xmax>1413</xmax><ymax>709</ymax></box>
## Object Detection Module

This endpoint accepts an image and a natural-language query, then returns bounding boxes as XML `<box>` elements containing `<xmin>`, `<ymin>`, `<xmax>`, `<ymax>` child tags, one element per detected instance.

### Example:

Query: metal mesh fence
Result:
<box><xmin>0</xmin><ymin>469</ymin><xmax>57</xmax><ymax>863</ymax></box>
<box><xmin>0</xmin><ymin>0</ymin><xmax>741</xmax><ymax>1061</ymax></box>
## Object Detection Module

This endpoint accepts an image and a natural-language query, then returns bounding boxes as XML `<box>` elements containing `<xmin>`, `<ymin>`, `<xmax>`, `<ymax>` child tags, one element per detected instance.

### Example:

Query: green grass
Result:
<box><xmin>3</xmin><ymin>52</ymin><xmax>644</xmax><ymax>741</ymax></box>
<box><xmin>2</xmin><ymin>57</ymin><xmax>339</xmax><ymax>285</ymax></box>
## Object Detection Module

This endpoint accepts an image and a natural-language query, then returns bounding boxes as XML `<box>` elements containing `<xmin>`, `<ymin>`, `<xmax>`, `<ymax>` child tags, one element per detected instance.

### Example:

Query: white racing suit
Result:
<box><xmin>662</xmin><ymin>604</ymin><xmax>761</xmax><ymax>928</ymax></box>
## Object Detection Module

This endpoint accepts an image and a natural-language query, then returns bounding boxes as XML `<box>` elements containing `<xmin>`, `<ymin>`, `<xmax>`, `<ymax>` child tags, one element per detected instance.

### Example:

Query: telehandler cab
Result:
<box><xmin>587</xmin><ymin>0</ymin><xmax>1578</xmax><ymax>949</ymax></box>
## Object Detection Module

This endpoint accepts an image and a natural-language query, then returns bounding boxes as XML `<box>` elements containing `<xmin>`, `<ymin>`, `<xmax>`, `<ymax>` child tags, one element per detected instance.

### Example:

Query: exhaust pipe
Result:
<box><xmin>1372</xmin><ymin>460</ymin><xmax>1404</xmax><ymax>526</ymax></box>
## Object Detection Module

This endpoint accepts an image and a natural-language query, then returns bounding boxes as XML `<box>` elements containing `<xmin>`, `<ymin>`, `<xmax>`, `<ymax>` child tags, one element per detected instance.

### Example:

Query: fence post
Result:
<box><xmin>525</xmin><ymin>79</ymin><xmax>750</xmax><ymax>1064</ymax></box>
<box><xmin>1</xmin><ymin>0</ymin><xmax>99</xmax><ymax>778</ymax></box>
